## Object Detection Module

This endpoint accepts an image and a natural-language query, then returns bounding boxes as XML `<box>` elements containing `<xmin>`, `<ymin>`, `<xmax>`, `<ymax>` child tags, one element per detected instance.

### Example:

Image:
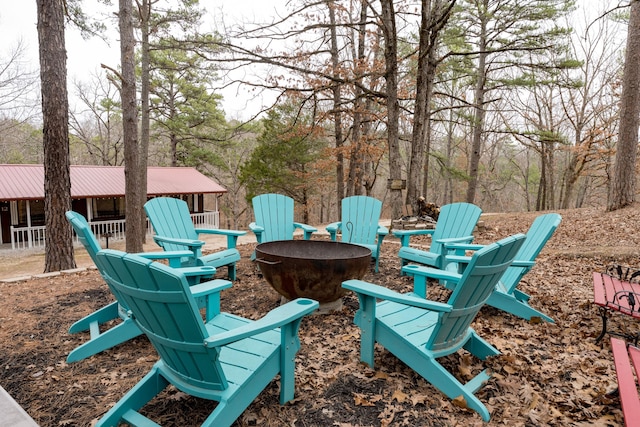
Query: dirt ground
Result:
<box><xmin>2</xmin><ymin>204</ymin><xmax>640</xmax><ymax>426</ymax></box>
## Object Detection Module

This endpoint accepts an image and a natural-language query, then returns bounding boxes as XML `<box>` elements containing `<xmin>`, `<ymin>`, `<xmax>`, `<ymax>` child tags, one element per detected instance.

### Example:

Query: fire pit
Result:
<box><xmin>254</xmin><ymin>240</ymin><xmax>371</xmax><ymax>304</ymax></box>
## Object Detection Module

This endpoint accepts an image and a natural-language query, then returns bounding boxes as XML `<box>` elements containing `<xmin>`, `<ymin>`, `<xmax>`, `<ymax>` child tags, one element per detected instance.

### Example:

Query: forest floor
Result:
<box><xmin>1</xmin><ymin>204</ymin><xmax>640</xmax><ymax>426</ymax></box>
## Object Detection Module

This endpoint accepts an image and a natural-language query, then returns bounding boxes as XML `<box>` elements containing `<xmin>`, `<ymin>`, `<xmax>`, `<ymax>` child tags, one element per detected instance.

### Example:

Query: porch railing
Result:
<box><xmin>9</xmin><ymin>211</ymin><xmax>220</xmax><ymax>250</ymax></box>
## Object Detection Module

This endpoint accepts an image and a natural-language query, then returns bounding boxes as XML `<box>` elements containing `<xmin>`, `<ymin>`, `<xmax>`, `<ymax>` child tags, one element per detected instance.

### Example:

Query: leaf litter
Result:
<box><xmin>2</xmin><ymin>204</ymin><xmax>640</xmax><ymax>426</ymax></box>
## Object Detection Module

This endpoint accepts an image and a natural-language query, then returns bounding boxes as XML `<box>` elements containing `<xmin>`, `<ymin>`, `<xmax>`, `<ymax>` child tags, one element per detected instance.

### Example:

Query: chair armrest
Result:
<box><xmin>249</xmin><ymin>222</ymin><xmax>263</xmax><ymax>232</ymax></box>
<box><xmin>377</xmin><ymin>225</ymin><xmax>389</xmax><ymax>237</ymax></box>
<box><xmin>196</xmin><ymin>228</ymin><xmax>246</xmax><ymax>249</ymax></box>
<box><xmin>402</xmin><ymin>264</ymin><xmax>462</xmax><ymax>282</ymax></box>
<box><xmin>153</xmin><ymin>235</ymin><xmax>204</xmax><ymax>251</ymax></box>
<box><xmin>444</xmin><ymin>255</ymin><xmax>472</xmax><ymax>265</ymax></box>
<box><xmin>511</xmin><ymin>260</ymin><xmax>535</xmax><ymax>268</ymax></box>
<box><xmin>179</xmin><ymin>266</ymin><xmax>216</xmax><ymax>279</ymax></box>
<box><xmin>189</xmin><ymin>278</ymin><xmax>232</xmax><ymax>299</ymax></box>
<box><xmin>392</xmin><ymin>229</ymin><xmax>435</xmax><ymax>247</ymax></box>
<box><xmin>443</xmin><ymin>242</ymin><xmax>484</xmax><ymax>252</ymax></box>
<box><xmin>439</xmin><ymin>236</ymin><xmax>477</xmax><ymax>257</ymax></box>
<box><xmin>196</xmin><ymin>228</ymin><xmax>247</xmax><ymax>237</ymax></box>
<box><xmin>137</xmin><ymin>250</ymin><xmax>195</xmax><ymax>268</ymax></box>
<box><xmin>190</xmin><ymin>278</ymin><xmax>232</xmax><ymax>318</ymax></box>
<box><xmin>326</xmin><ymin>221</ymin><xmax>342</xmax><ymax>241</ymax></box>
<box><xmin>249</xmin><ymin>223</ymin><xmax>265</xmax><ymax>243</ymax></box>
<box><xmin>342</xmin><ymin>279</ymin><xmax>452</xmax><ymax>312</ymax></box>
<box><xmin>401</xmin><ymin>264</ymin><xmax>462</xmax><ymax>297</ymax></box>
<box><xmin>294</xmin><ymin>222</ymin><xmax>317</xmax><ymax>240</ymax></box>
<box><xmin>205</xmin><ymin>298</ymin><xmax>319</xmax><ymax>347</ymax></box>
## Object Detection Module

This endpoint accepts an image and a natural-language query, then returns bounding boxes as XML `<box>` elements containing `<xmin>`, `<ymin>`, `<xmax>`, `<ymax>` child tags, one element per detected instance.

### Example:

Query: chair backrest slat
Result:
<box><xmin>145</xmin><ymin>197</ymin><xmax>200</xmax><ymax>252</ymax></box>
<box><xmin>428</xmin><ymin>234</ymin><xmax>525</xmax><ymax>350</ymax></box>
<box><xmin>339</xmin><ymin>196</ymin><xmax>382</xmax><ymax>245</ymax></box>
<box><xmin>66</xmin><ymin>211</ymin><xmax>102</xmax><ymax>266</ymax></box>
<box><xmin>252</xmin><ymin>194</ymin><xmax>296</xmax><ymax>242</ymax></box>
<box><xmin>430</xmin><ymin>203</ymin><xmax>482</xmax><ymax>255</ymax></box>
<box><xmin>499</xmin><ymin>213</ymin><xmax>561</xmax><ymax>294</ymax></box>
<box><xmin>66</xmin><ymin>211</ymin><xmax>133</xmax><ymax>307</ymax></box>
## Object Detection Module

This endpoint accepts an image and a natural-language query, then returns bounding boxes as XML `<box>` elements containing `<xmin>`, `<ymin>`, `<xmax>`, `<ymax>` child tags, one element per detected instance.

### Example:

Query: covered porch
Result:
<box><xmin>0</xmin><ymin>165</ymin><xmax>227</xmax><ymax>250</ymax></box>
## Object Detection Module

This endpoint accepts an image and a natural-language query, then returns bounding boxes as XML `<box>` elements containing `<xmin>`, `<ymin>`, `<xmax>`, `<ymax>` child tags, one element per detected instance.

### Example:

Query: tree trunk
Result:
<box><xmin>37</xmin><ymin>0</ymin><xmax>75</xmax><ymax>272</ymax></box>
<box><xmin>407</xmin><ymin>0</ymin><xmax>454</xmax><ymax>212</ymax></box>
<box><xmin>466</xmin><ymin>10</ymin><xmax>488</xmax><ymax>205</ymax></box>
<box><xmin>406</xmin><ymin>0</ymin><xmax>432</xmax><ymax>211</ymax></box>
<box><xmin>119</xmin><ymin>0</ymin><xmax>144</xmax><ymax>252</ymax></box>
<box><xmin>327</xmin><ymin>1</ymin><xmax>345</xmax><ymax>205</ymax></box>
<box><xmin>380</xmin><ymin>0</ymin><xmax>403</xmax><ymax>220</ymax></box>
<box><xmin>608</xmin><ymin>0</ymin><xmax>640</xmax><ymax>211</ymax></box>
<box><xmin>139</xmin><ymin>0</ymin><xmax>151</xmax><ymax>240</ymax></box>
<box><xmin>346</xmin><ymin>1</ymin><xmax>368</xmax><ymax>197</ymax></box>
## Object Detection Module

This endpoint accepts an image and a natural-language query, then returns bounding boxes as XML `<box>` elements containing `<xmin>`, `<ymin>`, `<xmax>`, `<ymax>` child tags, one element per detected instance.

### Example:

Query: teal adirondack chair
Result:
<box><xmin>444</xmin><ymin>213</ymin><xmax>561</xmax><ymax>323</ymax></box>
<box><xmin>393</xmin><ymin>202</ymin><xmax>481</xmax><ymax>273</ymax></box>
<box><xmin>65</xmin><ymin>211</ymin><xmax>218</xmax><ymax>363</ymax></box>
<box><xmin>250</xmin><ymin>193</ymin><xmax>317</xmax><ymax>243</ymax></box>
<box><xmin>249</xmin><ymin>194</ymin><xmax>316</xmax><ymax>260</ymax></box>
<box><xmin>343</xmin><ymin>234</ymin><xmax>526</xmax><ymax>421</ymax></box>
<box><xmin>326</xmin><ymin>196</ymin><xmax>388</xmax><ymax>272</ymax></box>
<box><xmin>94</xmin><ymin>249</ymin><xmax>319</xmax><ymax>427</ymax></box>
<box><xmin>144</xmin><ymin>197</ymin><xmax>246</xmax><ymax>280</ymax></box>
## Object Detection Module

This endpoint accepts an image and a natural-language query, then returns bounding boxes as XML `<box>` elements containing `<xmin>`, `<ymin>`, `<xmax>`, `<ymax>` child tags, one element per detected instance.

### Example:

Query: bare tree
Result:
<box><xmin>0</xmin><ymin>40</ymin><xmax>39</xmax><ymax>124</ymax></box>
<box><xmin>327</xmin><ymin>1</ymin><xmax>346</xmax><ymax>202</ymax></box>
<box><xmin>70</xmin><ymin>74</ymin><xmax>124</xmax><ymax>165</ymax></box>
<box><xmin>380</xmin><ymin>0</ymin><xmax>403</xmax><ymax>220</ymax></box>
<box><xmin>36</xmin><ymin>0</ymin><xmax>75</xmax><ymax>272</ymax></box>
<box><xmin>559</xmin><ymin>8</ymin><xmax>622</xmax><ymax>209</ymax></box>
<box><xmin>405</xmin><ymin>0</ymin><xmax>456</xmax><ymax>211</ymax></box>
<box><xmin>608</xmin><ymin>0</ymin><xmax>640</xmax><ymax>211</ymax></box>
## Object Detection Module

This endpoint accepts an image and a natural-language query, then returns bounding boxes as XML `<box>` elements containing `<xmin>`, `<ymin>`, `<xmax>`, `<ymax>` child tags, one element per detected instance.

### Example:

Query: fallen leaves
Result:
<box><xmin>4</xmin><ymin>204</ymin><xmax>640</xmax><ymax>426</ymax></box>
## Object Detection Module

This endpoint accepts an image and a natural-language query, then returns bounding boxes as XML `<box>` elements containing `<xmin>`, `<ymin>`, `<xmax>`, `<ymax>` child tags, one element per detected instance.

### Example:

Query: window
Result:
<box><xmin>15</xmin><ymin>200</ymin><xmax>45</xmax><ymax>226</ymax></box>
<box><xmin>92</xmin><ymin>197</ymin><xmax>125</xmax><ymax>219</ymax></box>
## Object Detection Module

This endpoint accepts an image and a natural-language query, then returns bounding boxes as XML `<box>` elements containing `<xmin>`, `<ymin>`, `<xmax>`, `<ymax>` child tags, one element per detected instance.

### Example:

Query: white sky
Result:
<box><xmin>0</xmin><ymin>1</ymin><xmax>283</xmax><ymax>120</ymax></box>
<box><xmin>0</xmin><ymin>0</ymin><xmax>620</xmax><ymax>121</ymax></box>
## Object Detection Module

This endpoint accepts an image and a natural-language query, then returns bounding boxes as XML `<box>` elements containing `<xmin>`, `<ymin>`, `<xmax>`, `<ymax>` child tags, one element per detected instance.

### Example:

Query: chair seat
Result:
<box><xmin>375</xmin><ymin>298</ymin><xmax>439</xmax><ymax>346</ymax></box>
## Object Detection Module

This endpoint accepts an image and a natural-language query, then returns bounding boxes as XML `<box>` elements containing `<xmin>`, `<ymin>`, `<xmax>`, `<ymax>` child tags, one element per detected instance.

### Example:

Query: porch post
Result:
<box><xmin>86</xmin><ymin>198</ymin><xmax>93</xmax><ymax>222</ymax></box>
<box><xmin>26</xmin><ymin>200</ymin><xmax>32</xmax><ymax>248</ymax></box>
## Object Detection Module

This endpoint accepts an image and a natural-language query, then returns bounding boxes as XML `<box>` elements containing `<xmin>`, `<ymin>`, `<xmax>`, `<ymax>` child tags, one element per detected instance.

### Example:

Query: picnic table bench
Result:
<box><xmin>610</xmin><ymin>337</ymin><xmax>640</xmax><ymax>427</ymax></box>
<box><xmin>593</xmin><ymin>265</ymin><xmax>640</xmax><ymax>345</ymax></box>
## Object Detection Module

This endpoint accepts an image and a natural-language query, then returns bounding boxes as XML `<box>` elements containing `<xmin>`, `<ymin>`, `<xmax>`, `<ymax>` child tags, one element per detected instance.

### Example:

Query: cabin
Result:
<box><xmin>0</xmin><ymin>164</ymin><xmax>228</xmax><ymax>250</ymax></box>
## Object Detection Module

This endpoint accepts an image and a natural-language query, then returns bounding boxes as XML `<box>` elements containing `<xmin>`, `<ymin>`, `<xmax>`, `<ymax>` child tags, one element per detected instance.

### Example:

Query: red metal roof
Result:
<box><xmin>0</xmin><ymin>165</ymin><xmax>227</xmax><ymax>201</ymax></box>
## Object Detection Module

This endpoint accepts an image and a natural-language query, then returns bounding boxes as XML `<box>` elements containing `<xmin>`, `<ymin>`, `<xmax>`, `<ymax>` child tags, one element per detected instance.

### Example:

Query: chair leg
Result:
<box><xmin>228</xmin><ymin>263</ymin><xmax>236</xmax><ymax>281</ymax></box>
<box><xmin>95</xmin><ymin>364</ymin><xmax>170</xmax><ymax>427</ymax></box>
<box><xmin>279</xmin><ymin>320</ymin><xmax>305</xmax><ymax>404</ymax></box>
<box><xmin>416</xmin><ymin>356</ymin><xmax>492</xmax><ymax>422</ymax></box>
<box><xmin>595</xmin><ymin>306</ymin><xmax>609</xmax><ymax>343</ymax></box>
<box><xmin>68</xmin><ymin>301</ymin><xmax>120</xmax><ymax>334</ymax></box>
<box><xmin>66</xmin><ymin>318</ymin><xmax>142</xmax><ymax>363</ymax></box>
<box><xmin>463</xmin><ymin>330</ymin><xmax>500</xmax><ymax>360</ymax></box>
<box><xmin>486</xmin><ymin>291</ymin><xmax>554</xmax><ymax>323</ymax></box>
<box><xmin>353</xmin><ymin>294</ymin><xmax>377</xmax><ymax>368</ymax></box>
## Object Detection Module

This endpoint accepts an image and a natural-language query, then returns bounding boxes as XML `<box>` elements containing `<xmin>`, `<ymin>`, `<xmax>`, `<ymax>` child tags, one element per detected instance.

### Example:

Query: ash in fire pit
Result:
<box><xmin>254</xmin><ymin>240</ymin><xmax>371</xmax><ymax>305</ymax></box>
